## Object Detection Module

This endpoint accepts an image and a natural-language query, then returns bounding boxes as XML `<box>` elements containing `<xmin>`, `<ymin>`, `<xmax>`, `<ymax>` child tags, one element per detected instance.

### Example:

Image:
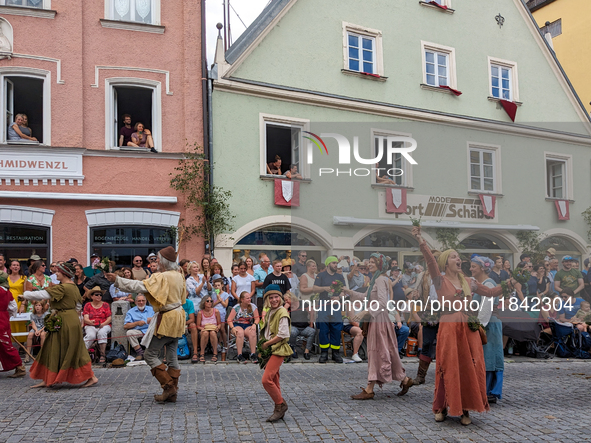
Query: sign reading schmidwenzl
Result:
<box><xmin>392</xmin><ymin>194</ymin><xmax>497</xmax><ymax>222</ymax></box>
<box><xmin>0</xmin><ymin>151</ymin><xmax>83</xmax><ymax>179</ymax></box>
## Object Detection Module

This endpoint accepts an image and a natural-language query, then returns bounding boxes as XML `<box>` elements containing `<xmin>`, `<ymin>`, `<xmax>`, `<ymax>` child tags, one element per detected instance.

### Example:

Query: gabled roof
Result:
<box><xmin>225</xmin><ymin>0</ymin><xmax>291</xmax><ymax>65</ymax></box>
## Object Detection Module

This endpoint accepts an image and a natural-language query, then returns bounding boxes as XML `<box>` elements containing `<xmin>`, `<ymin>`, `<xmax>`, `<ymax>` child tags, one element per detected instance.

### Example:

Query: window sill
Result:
<box><xmin>0</xmin><ymin>5</ymin><xmax>56</xmax><ymax>19</ymax></box>
<box><xmin>99</xmin><ymin>19</ymin><xmax>165</xmax><ymax>34</ymax></box>
<box><xmin>6</xmin><ymin>140</ymin><xmax>41</xmax><ymax>146</ymax></box>
<box><xmin>341</xmin><ymin>69</ymin><xmax>387</xmax><ymax>82</ymax></box>
<box><xmin>487</xmin><ymin>96</ymin><xmax>523</xmax><ymax>106</ymax></box>
<box><xmin>260</xmin><ymin>174</ymin><xmax>311</xmax><ymax>183</ymax></box>
<box><xmin>420</xmin><ymin>83</ymin><xmax>459</xmax><ymax>94</ymax></box>
<box><xmin>372</xmin><ymin>183</ymin><xmax>414</xmax><ymax>190</ymax></box>
<box><xmin>468</xmin><ymin>191</ymin><xmax>503</xmax><ymax>198</ymax></box>
<box><xmin>546</xmin><ymin>197</ymin><xmax>574</xmax><ymax>203</ymax></box>
<box><xmin>418</xmin><ymin>1</ymin><xmax>455</xmax><ymax>13</ymax></box>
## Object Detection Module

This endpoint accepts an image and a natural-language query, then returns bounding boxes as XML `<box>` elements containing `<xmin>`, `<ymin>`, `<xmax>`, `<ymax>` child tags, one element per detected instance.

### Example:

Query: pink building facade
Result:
<box><xmin>0</xmin><ymin>0</ymin><xmax>205</xmax><ymax>267</ymax></box>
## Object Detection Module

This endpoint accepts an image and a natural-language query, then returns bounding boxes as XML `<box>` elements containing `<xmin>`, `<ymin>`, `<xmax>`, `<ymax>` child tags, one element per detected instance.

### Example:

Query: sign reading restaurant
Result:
<box><xmin>389</xmin><ymin>194</ymin><xmax>497</xmax><ymax>223</ymax></box>
<box><xmin>0</xmin><ymin>150</ymin><xmax>84</xmax><ymax>182</ymax></box>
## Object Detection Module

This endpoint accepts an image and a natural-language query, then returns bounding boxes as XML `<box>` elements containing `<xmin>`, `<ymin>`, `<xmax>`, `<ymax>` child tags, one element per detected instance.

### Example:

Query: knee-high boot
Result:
<box><xmin>414</xmin><ymin>359</ymin><xmax>430</xmax><ymax>385</ymax></box>
<box><xmin>166</xmin><ymin>367</ymin><xmax>181</xmax><ymax>403</ymax></box>
<box><xmin>151</xmin><ymin>364</ymin><xmax>177</xmax><ymax>403</ymax></box>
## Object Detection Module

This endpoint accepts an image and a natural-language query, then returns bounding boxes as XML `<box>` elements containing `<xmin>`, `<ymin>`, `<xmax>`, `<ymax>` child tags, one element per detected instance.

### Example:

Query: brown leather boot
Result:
<box><xmin>8</xmin><ymin>365</ymin><xmax>26</xmax><ymax>378</ymax></box>
<box><xmin>165</xmin><ymin>367</ymin><xmax>181</xmax><ymax>403</ymax></box>
<box><xmin>397</xmin><ymin>376</ymin><xmax>414</xmax><ymax>396</ymax></box>
<box><xmin>350</xmin><ymin>387</ymin><xmax>375</xmax><ymax>400</ymax></box>
<box><xmin>266</xmin><ymin>401</ymin><xmax>288</xmax><ymax>422</ymax></box>
<box><xmin>414</xmin><ymin>359</ymin><xmax>430</xmax><ymax>385</ymax></box>
<box><xmin>151</xmin><ymin>364</ymin><xmax>177</xmax><ymax>403</ymax></box>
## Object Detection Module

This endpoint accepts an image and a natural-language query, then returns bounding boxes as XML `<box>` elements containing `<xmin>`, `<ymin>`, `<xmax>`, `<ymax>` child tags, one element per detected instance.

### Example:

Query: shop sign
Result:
<box><xmin>0</xmin><ymin>226</ymin><xmax>48</xmax><ymax>244</ymax></box>
<box><xmin>390</xmin><ymin>194</ymin><xmax>497</xmax><ymax>222</ymax></box>
<box><xmin>0</xmin><ymin>150</ymin><xmax>83</xmax><ymax>181</ymax></box>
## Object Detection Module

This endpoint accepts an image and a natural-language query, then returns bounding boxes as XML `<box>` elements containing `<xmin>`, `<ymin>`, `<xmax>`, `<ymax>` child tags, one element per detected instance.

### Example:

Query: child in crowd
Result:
<box><xmin>574</xmin><ymin>300</ymin><xmax>591</xmax><ymax>321</ymax></box>
<box><xmin>26</xmin><ymin>301</ymin><xmax>48</xmax><ymax>363</ymax></box>
<box><xmin>212</xmin><ymin>279</ymin><xmax>230</xmax><ymax>356</ymax></box>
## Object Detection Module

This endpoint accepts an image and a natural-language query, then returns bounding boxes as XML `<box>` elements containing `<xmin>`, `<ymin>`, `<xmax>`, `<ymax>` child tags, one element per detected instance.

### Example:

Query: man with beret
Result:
<box><xmin>106</xmin><ymin>246</ymin><xmax>186</xmax><ymax>403</ymax></box>
<box><xmin>312</xmin><ymin>256</ymin><xmax>346</xmax><ymax>363</ymax></box>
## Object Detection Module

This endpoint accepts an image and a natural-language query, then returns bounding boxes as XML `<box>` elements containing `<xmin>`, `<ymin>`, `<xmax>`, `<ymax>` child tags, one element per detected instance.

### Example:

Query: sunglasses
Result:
<box><xmin>205</xmin><ymin>300</ymin><xmax>213</xmax><ymax>303</ymax></box>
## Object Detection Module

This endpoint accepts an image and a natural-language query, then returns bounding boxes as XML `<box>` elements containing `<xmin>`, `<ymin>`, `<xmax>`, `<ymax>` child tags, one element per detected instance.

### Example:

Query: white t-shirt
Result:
<box><xmin>232</xmin><ymin>273</ymin><xmax>255</xmax><ymax>296</ymax></box>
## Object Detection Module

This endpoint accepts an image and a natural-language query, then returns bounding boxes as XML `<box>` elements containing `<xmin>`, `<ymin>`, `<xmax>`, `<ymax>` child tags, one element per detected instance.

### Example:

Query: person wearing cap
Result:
<box><xmin>554</xmin><ymin>256</ymin><xmax>585</xmax><ymax>297</ymax></box>
<box><xmin>312</xmin><ymin>256</ymin><xmax>346</xmax><ymax>363</ymax></box>
<box><xmin>83</xmin><ymin>253</ymin><xmax>101</xmax><ymax>278</ymax></box>
<box><xmin>21</xmin><ymin>262</ymin><xmax>98</xmax><ymax>388</ymax></box>
<box><xmin>545</xmin><ymin>248</ymin><xmax>556</xmax><ymax>262</ymax></box>
<box><xmin>344</xmin><ymin>253</ymin><xmax>414</xmax><ymax>400</ymax></box>
<box><xmin>401</xmin><ymin>262</ymin><xmax>416</xmax><ymax>289</ymax></box>
<box><xmin>83</xmin><ymin>266</ymin><xmax>113</xmax><ymax>304</ymax></box>
<box><xmin>281</xmin><ymin>259</ymin><xmax>299</xmax><ymax>297</ymax></box>
<box><xmin>259</xmin><ymin>285</ymin><xmax>292</xmax><ymax>422</ymax></box>
<box><xmin>105</xmin><ymin>246</ymin><xmax>185</xmax><ymax>403</ymax></box>
<box><xmin>0</xmin><ymin>271</ymin><xmax>26</xmax><ymax>378</ymax></box>
<box><xmin>82</xmin><ymin>287</ymin><xmax>112</xmax><ymax>363</ymax></box>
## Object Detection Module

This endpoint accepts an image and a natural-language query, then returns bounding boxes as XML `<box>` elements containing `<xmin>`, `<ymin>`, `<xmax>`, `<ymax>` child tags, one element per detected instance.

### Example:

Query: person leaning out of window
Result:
<box><xmin>266</xmin><ymin>155</ymin><xmax>282</xmax><ymax>175</ymax></box>
<box><xmin>8</xmin><ymin>114</ymin><xmax>37</xmax><ymax>142</ymax></box>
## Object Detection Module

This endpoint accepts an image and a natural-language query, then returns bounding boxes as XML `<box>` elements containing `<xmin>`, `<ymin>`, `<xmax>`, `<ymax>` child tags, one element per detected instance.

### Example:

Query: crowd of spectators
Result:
<box><xmin>5</xmin><ymin>244</ymin><xmax>591</xmax><ymax>365</ymax></box>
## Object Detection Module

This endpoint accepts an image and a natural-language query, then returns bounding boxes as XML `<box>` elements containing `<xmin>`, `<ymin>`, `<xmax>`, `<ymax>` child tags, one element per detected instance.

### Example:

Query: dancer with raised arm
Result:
<box><xmin>20</xmin><ymin>263</ymin><xmax>98</xmax><ymax>388</ymax></box>
<box><xmin>106</xmin><ymin>246</ymin><xmax>185</xmax><ymax>403</ymax></box>
<box><xmin>0</xmin><ymin>272</ymin><xmax>26</xmax><ymax>378</ymax></box>
<box><xmin>412</xmin><ymin>225</ymin><xmax>512</xmax><ymax>425</ymax></box>
<box><xmin>344</xmin><ymin>253</ymin><xmax>414</xmax><ymax>400</ymax></box>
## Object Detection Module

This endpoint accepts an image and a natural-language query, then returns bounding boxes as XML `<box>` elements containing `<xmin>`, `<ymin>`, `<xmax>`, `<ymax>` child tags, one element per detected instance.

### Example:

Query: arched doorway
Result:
<box><xmin>460</xmin><ymin>234</ymin><xmax>514</xmax><ymax>264</ymax></box>
<box><xmin>233</xmin><ymin>226</ymin><xmax>326</xmax><ymax>267</ymax></box>
<box><xmin>354</xmin><ymin>230</ymin><xmax>420</xmax><ymax>266</ymax></box>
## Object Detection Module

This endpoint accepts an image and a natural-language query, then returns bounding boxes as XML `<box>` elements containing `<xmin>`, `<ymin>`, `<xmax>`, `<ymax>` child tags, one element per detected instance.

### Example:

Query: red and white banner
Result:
<box><xmin>478</xmin><ymin>194</ymin><xmax>496</xmax><ymax>218</ymax></box>
<box><xmin>554</xmin><ymin>199</ymin><xmax>569</xmax><ymax>220</ymax></box>
<box><xmin>274</xmin><ymin>179</ymin><xmax>300</xmax><ymax>207</ymax></box>
<box><xmin>386</xmin><ymin>188</ymin><xmax>407</xmax><ymax>213</ymax></box>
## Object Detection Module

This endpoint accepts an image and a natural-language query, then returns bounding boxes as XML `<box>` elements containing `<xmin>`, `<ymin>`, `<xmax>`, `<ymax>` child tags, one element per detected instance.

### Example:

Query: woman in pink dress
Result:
<box><xmin>345</xmin><ymin>253</ymin><xmax>414</xmax><ymax>400</ymax></box>
<box><xmin>412</xmin><ymin>225</ymin><xmax>514</xmax><ymax>425</ymax></box>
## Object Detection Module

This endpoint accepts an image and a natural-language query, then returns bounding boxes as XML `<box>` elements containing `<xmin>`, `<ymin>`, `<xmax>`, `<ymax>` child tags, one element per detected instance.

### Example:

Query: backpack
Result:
<box><xmin>177</xmin><ymin>334</ymin><xmax>190</xmax><ymax>360</ymax></box>
<box><xmin>106</xmin><ymin>342</ymin><xmax>128</xmax><ymax>362</ymax></box>
<box><xmin>525</xmin><ymin>341</ymin><xmax>551</xmax><ymax>359</ymax></box>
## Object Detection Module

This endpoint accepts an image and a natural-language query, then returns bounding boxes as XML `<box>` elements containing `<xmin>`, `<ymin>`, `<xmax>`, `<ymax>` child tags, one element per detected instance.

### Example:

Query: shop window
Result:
<box><xmin>107</xmin><ymin>80</ymin><xmax>161</xmax><ymax>151</ymax></box>
<box><xmin>3</xmin><ymin>75</ymin><xmax>46</xmax><ymax>144</ymax></box>
<box><xmin>106</xmin><ymin>0</ymin><xmax>160</xmax><ymax>25</ymax></box>
<box><xmin>90</xmin><ymin>226</ymin><xmax>175</xmax><ymax>267</ymax></box>
<box><xmin>0</xmin><ymin>224</ymin><xmax>50</xmax><ymax>266</ymax></box>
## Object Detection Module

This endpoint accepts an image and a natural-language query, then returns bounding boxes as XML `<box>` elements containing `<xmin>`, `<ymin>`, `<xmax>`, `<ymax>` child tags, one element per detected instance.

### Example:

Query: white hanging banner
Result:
<box><xmin>282</xmin><ymin>180</ymin><xmax>293</xmax><ymax>203</ymax></box>
<box><xmin>391</xmin><ymin>188</ymin><xmax>402</xmax><ymax>208</ymax></box>
<box><xmin>478</xmin><ymin>194</ymin><xmax>496</xmax><ymax>218</ymax></box>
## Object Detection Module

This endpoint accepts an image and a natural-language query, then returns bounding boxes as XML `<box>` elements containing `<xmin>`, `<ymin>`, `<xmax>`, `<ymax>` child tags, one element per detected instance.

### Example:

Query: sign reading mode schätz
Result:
<box><xmin>389</xmin><ymin>194</ymin><xmax>496</xmax><ymax>222</ymax></box>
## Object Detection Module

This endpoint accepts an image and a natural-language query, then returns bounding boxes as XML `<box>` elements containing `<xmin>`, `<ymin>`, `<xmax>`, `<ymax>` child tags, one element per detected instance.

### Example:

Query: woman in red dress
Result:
<box><xmin>0</xmin><ymin>272</ymin><xmax>25</xmax><ymax>378</ymax></box>
<box><xmin>412</xmin><ymin>226</ymin><xmax>513</xmax><ymax>425</ymax></box>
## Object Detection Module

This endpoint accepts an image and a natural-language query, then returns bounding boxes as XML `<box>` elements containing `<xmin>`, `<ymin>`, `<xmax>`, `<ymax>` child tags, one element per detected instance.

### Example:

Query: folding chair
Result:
<box><xmin>548</xmin><ymin>318</ymin><xmax>575</xmax><ymax>358</ymax></box>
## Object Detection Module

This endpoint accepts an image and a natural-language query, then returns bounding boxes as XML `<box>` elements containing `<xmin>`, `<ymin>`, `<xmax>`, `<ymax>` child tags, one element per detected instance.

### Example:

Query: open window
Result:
<box><xmin>2</xmin><ymin>74</ymin><xmax>47</xmax><ymax>144</ymax></box>
<box><xmin>372</xmin><ymin>129</ymin><xmax>413</xmax><ymax>187</ymax></box>
<box><xmin>265</xmin><ymin>123</ymin><xmax>300</xmax><ymax>177</ymax></box>
<box><xmin>106</xmin><ymin>79</ymin><xmax>161</xmax><ymax>151</ymax></box>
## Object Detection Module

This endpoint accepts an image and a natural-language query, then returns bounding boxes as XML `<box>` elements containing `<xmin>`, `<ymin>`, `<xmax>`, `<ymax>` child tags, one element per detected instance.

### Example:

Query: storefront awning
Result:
<box><xmin>333</xmin><ymin>216</ymin><xmax>539</xmax><ymax>231</ymax></box>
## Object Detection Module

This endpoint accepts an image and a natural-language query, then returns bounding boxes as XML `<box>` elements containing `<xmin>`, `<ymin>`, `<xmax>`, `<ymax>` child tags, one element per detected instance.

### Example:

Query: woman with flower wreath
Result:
<box><xmin>412</xmin><ymin>226</ymin><xmax>513</xmax><ymax>425</ymax></box>
<box><xmin>20</xmin><ymin>262</ymin><xmax>97</xmax><ymax>388</ymax></box>
<box><xmin>344</xmin><ymin>253</ymin><xmax>414</xmax><ymax>400</ymax></box>
<box><xmin>469</xmin><ymin>255</ymin><xmax>504</xmax><ymax>405</ymax></box>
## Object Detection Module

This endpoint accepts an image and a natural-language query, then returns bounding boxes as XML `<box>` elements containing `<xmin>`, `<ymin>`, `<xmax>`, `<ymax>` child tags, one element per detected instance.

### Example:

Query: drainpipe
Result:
<box><xmin>201</xmin><ymin>0</ymin><xmax>214</xmax><ymax>257</ymax></box>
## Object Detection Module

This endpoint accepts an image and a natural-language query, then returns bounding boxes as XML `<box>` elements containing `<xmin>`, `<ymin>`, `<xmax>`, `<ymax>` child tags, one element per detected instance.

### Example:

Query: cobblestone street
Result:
<box><xmin>1</xmin><ymin>358</ymin><xmax>590</xmax><ymax>442</ymax></box>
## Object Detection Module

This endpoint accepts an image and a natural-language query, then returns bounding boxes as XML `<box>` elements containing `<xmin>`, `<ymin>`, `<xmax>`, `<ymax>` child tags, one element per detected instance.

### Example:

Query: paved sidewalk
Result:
<box><xmin>1</xmin><ymin>359</ymin><xmax>590</xmax><ymax>442</ymax></box>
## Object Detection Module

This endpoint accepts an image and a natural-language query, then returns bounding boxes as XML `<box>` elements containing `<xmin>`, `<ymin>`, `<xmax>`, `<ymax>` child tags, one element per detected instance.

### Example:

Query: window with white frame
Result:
<box><xmin>264</xmin><ymin>123</ymin><xmax>302</xmax><ymax>177</ymax></box>
<box><xmin>1</xmin><ymin>71</ymin><xmax>50</xmax><ymax>144</ymax></box>
<box><xmin>488</xmin><ymin>57</ymin><xmax>519</xmax><ymax>102</ymax></box>
<box><xmin>421</xmin><ymin>42</ymin><xmax>456</xmax><ymax>88</ymax></box>
<box><xmin>106</xmin><ymin>79</ymin><xmax>161</xmax><ymax>151</ymax></box>
<box><xmin>0</xmin><ymin>0</ymin><xmax>49</xmax><ymax>9</ymax></box>
<box><xmin>342</xmin><ymin>22</ymin><xmax>384</xmax><ymax>77</ymax></box>
<box><xmin>347</xmin><ymin>33</ymin><xmax>375</xmax><ymax>74</ymax></box>
<box><xmin>469</xmin><ymin>148</ymin><xmax>496</xmax><ymax>192</ymax></box>
<box><xmin>546</xmin><ymin>157</ymin><xmax>567</xmax><ymax>199</ymax></box>
<box><xmin>372</xmin><ymin>131</ymin><xmax>412</xmax><ymax>187</ymax></box>
<box><xmin>107</xmin><ymin>0</ymin><xmax>159</xmax><ymax>25</ymax></box>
